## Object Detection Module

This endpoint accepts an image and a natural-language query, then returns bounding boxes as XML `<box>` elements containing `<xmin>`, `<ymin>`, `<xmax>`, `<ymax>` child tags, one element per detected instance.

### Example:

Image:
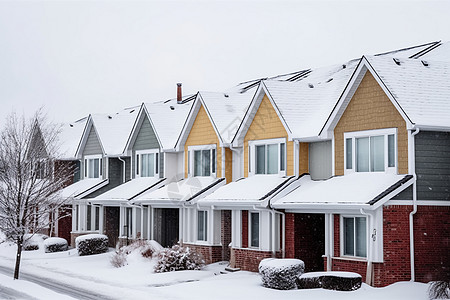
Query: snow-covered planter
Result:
<box><xmin>75</xmin><ymin>234</ymin><xmax>108</xmax><ymax>256</ymax></box>
<box><xmin>154</xmin><ymin>243</ymin><xmax>205</xmax><ymax>273</ymax></box>
<box><xmin>259</xmin><ymin>258</ymin><xmax>305</xmax><ymax>290</ymax></box>
<box><xmin>297</xmin><ymin>271</ymin><xmax>362</xmax><ymax>291</ymax></box>
<box><xmin>23</xmin><ymin>233</ymin><xmax>48</xmax><ymax>251</ymax></box>
<box><xmin>44</xmin><ymin>237</ymin><xmax>68</xmax><ymax>253</ymax></box>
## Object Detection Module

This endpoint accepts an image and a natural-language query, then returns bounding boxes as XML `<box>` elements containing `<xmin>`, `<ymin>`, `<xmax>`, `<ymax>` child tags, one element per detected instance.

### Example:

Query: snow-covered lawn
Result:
<box><xmin>0</xmin><ymin>241</ymin><xmax>431</xmax><ymax>300</ymax></box>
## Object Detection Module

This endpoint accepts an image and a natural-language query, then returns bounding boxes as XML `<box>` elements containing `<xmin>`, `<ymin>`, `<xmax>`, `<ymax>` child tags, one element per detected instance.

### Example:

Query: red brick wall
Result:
<box><xmin>285</xmin><ymin>213</ymin><xmax>295</xmax><ymax>258</ymax></box>
<box><xmin>221</xmin><ymin>210</ymin><xmax>232</xmax><ymax>262</ymax></box>
<box><xmin>331</xmin><ymin>258</ymin><xmax>368</xmax><ymax>282</ymax></box>
<box><xmin>242</xmin><ymin>210</ymin><xmax>248</xmax><ymax>248</ymax></box>
<box><xmin>183</xmin><ymin>243</ymin><xmax>223</xmax><ymax>265</ymax></box>
<box><xmin>334</xmin><ymin>214</ymin><xmax>340</xmax><ymax>257</ymax></box>
<box><xmin>57</xmin><ymin>205</ymin><xmax>72</xmax><ymax>242</ymax></box>
<box><xmin>233</xmin><ymin>248</ymin><xmax>281</xmax><ymax>272</ymax></box>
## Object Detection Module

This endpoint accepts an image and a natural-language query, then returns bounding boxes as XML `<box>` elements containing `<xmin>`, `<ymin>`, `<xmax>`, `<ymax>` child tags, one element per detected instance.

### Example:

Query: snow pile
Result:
<box><xmin>110</xmin><ymin>240</ymin><xmax>163</xmax><ymax>268</ymax></box>
<box><xmin>75</xmin><ymin>234</ymin><xmax>108</xmax><ymax>256</ymax></box>
<box><xmin>43</xmin><ymin>237</ymin><xmax>68</xmax><ymax>253</ymax></box>
<box><xmin>23</xmin><ymin>233</ymin><xmax>48</xmax><ymax>251</ymax></box>
<box><xmin>298</xmin><ymin>271</ymin><xmax>362</xmax><ymax>291</ymax></box>
<box><xmin>259</xmin><ymin>258</ymin><xmax>305</xmax><ymax>290</ymax></box>
<box><xmin>154</xmin><ymin>243</ymin><xmax>205</xmax><ymax>273</ymax></box>
<box><xmin>428</xmin><ymin>281</ymin><xmax>450</xmax><ymax>299</ymax></box>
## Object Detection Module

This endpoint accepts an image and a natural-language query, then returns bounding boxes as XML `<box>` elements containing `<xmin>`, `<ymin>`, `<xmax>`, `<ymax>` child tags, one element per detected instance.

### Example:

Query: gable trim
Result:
<box><xmin>75</xmin><ymin>115</ymin><xmax>105</xmax><ymax>158</ymax></box>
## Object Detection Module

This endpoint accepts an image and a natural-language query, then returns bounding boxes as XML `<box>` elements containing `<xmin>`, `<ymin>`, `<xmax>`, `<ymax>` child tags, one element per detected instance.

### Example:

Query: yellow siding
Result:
<box><xmin>334</xmin><ymin>72</ymin><xmax>408</xmax><ymax>175</ymax></box>
<box><xmin>244</xmin><ymin>94</ymin><xmax>293</xmax><ymax>177</ymax></box>
<box><xmin>184</xmin><ymin>105</ymin><xmax>222</xmax><ymax>178</ymax></box>
<box><xmin>225</xmin><ymin>148</ymin><xmax>233</xmax><ymax>183</ymax></box>
<box><xmin>299</xmin><ymin>142</ymin><xmax>309</xmax><ymax>175</ymax></box>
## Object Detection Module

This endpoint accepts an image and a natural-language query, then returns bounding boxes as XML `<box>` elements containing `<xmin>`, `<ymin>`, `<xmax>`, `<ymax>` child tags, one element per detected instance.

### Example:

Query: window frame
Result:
<box><xmin>248</xmin><ymin>138</ymin><xmax>286</xmax><ymax>176</ymax></box>
<box><xmin>197</xmin><ymin>210</ymin><xmax>208</xmax><ymax>242</ymax></box>
<box><xmin>340</xmin><ymin>215</ymin><xmax>368</xmax><ymax>259</ymax></box>
<box><xmin>344</xmin><ymin>128</ymin><xmax>397</xmax><ymax>175</ymax></box>
<box><xmin>84</xmin><ymin>155</ymin><xmax>103</xmax><ymax>179</ymax></box>
<box><xmin>248</xmin><ymin>211</ymin><xmax>260</xmax><ymax>248</ymax></box>
<box><xmin>136</xmin><ymin>149</ymin><xmax>159</xmax><ymax>178</ymax></box>
<box><xmin>187</xmin><ymin>144</ymin><xmax>217</xmax><ymax>177</ymax></box>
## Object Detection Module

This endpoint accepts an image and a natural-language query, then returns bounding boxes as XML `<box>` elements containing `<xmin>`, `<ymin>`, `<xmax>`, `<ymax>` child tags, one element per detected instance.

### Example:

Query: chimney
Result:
<box><xmin>177</xmin><ymin>83</ymin><xmax>182</xmax><ymax>104</ymax></box>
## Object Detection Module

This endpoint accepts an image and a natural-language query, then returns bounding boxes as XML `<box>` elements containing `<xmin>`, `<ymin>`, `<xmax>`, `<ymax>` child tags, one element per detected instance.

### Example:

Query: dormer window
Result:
<box><xmin>344</xmin><ymin>128</ymin><xmax>397</xmax><ymax>174</ymax></box>
<box><xmin>187</xmin><ymin>145</ymin><xmax>216</xmax><ymax>177</ymax></box>
<box><xmin>84</xmin><ymin>155</ymin><xmax>102</xmax><ymax>179</ymax></box>
<box><xmin>136</xmin><ymin>150</ymin><xmax>159</xmax><ymax>177</ymax></box>
<box><xmin>249</xmin><ymin>138</ymin><xmax>286</xmax><ymax>176</ymax></box>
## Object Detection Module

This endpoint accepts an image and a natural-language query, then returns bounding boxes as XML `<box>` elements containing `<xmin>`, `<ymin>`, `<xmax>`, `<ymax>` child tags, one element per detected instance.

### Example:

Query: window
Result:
<box><xmin>136</xmin><ymin>150</ymin><xmax>159</xmax><ymax>177</ymax></box>
<box><xmin>344</xmin><ymin>129</ymin><xmax>397</xmax><ymax>174</ymax></box>
<box><xmin>343</xmin><ymin>216</ymin><xmax>367</xmax><ymax>257</ymax></box>
<box><xmin>197</xmin><ymin>211</ymin><xmax>208</xmax><ymax>241</ymax></box>
<box><xmin>188</xmin><ymin>145</ymin><xmax>216</xmax><ymax>177</ymax></box>
<box><xmin>249</xmin><ymin>138</ymin><xmax>286</xmax><ymax>176</ymax></box>
<box><xmin>250</xmin><ymin>212</ymin><xmax>259</xmax><ymax>248</ymax></box>
<box><xmin>35</xmin><ymin>159</ymin><xmax>50</xmax><ymax>179</ymax></box>
<box><xmin>123</xmin><ymin>207</ymin><xmax>133</xmax><ymax>237</ymax></box>
<box><xmin>84</xmin><ymin>156</ymin><xmax>102</xmax><ymax>178</ymax></box>
<box><xmin>86</xmin><ymin>205</ymin><xmax>100</xmax><ymax>231</ymax></box>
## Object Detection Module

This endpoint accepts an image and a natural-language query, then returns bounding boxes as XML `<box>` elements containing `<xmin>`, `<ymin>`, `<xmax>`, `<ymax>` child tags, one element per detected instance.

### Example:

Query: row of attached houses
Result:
<box><xmin>56</xmin><ymin>41</ymin><xmax>450</xmax><ymax>287</ymax></box>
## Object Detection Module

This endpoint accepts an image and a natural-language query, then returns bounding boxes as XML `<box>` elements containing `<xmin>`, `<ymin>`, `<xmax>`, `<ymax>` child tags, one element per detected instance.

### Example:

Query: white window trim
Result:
<box><xmin>248</xmin><ymin>211</ymin><xmax>260</xmax><ymax>249</ymax></box>
<box><xmin>340</xmin><ymin>215</ymin><xmax>368</xmax><ymax>259</ymax></box>
<box><xmin>248</xmin><ymin>138</ymin><xmax>286</xmax><ymax>177</ymax></box>
<box><xmin>84</xmin><ymin>154</ymin><xmax>103</xmax><ymax>179</ymax></box>
<box><xmin>187</xmin><ymin>144</ymin><xmax>217</xmax><ymax>177</ymax></box>
<box><xmin>344</xmin><ymin>128</ymin><xmax>397</xmax><ymax>175</ymax></box>
<box><xmin>85</xmin><ymin>204</ymin><xmax>101</xmax><ymax>232</ymax></box>
<box><xmin>135</xmin><ymin>149</ymin><xmax>159</xmax><ymax>178</ymax></box>
<box><xmin>196</xmin><ymin>210</ymin><xmax>208</xmax><ymax>242</ymax></box>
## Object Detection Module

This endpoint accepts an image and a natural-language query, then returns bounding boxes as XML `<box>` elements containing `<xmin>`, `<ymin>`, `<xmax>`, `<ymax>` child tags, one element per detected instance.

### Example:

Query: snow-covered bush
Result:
<box><xmin>122</xmin><ymin>239</ymin><xmax>163</xmax><ymax>258</ymax></box>
<box><xmin>428</xmin><ymin>281</ymin><xmax>450</xmax><ymax>299</ymax></box>
<box><xmin>297</xmin><ymin>271</ymin><xmax>362</xmax><ymax>291</ymax></box>
<box><xmin>110</xmin><ymin>248</ymin><xmax>128</xmax><ymax>268</ymax></box>
<box><xmin>43</xmin><ymin>237</ymin><xmax>68</xmax><ymax>253</ymax></box>
<box><xmin>23</xmin><ymin>233</ymin><xmax>48</xmax><ymax>251</ymax></box>
<box><xmin>259</xmin><ymin>258</ymin><xmax>305</xmax><ymax>290</ymax></box>
<box><xmin>154</xmin><ymin>243</ymin><xmax>205</xmax><ymax>273</ymax></box>
<box><xmin>76</xmin><ymin>234</ymin><xmax>108</xmax><ymax>256</ymax></box>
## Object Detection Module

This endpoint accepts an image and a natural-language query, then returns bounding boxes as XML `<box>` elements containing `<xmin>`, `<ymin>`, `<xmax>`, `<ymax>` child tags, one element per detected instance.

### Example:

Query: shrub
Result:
<box><xmin>259</xmin><ymin>258</ymin><xmax>305</xmax><ymax>290</ymax></box>
<box><xmin>75</xmin><ymin>234</ymin><xmax>108</xmax><ymax>256</ymax></box>
<box><xmin>110</xmin><ymin>248</ymin><xmax>128</xmax><ymax>268</ymax></box>
<box><xmin>154</xmin><ymin>243</ymin><xmax>205</xmax><ymax>273</ymax></box>
<box><xmin>428</xmin><ymin>281</ymin><xmax>450</xmax><ymax>299</ymax></box>
<box><xmin>297</xmin><ymin>271</ymin><xmax>362</xmax><ymax>291</ymax></box>
<box><xmin>44</xmin><ymin>237</ymin><xmax>68</xmax><ymax>253</ymax></box>
<box><xmin>23</xmin><ymin>233</ymin><xmax>48</xmax><ymax>251</ymax></box>
<box><xmin>122</xmin><ymin>239</ymin><xmax>163</xmax><ymax>258</ymax></box>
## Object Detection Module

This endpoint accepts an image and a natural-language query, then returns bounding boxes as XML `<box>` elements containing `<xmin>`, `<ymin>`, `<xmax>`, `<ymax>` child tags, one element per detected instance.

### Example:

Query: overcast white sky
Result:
<box><xmin>1</xmin><ymin>0</ymin><xmax>450</xmax><ymax>126</ymax></box>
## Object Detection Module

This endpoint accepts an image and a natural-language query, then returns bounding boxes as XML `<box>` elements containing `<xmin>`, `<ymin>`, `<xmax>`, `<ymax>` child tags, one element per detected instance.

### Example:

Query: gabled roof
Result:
<box><xmin>59</xmin><ymin>116</ymin><xmax>88</xmax><ymax>160</ymax></box>
<box><xmin>272</xmin><ymin>173</ymin><xmax>413</xmax><ymax>211</ymax></box>
<box><xmin>177</xmin><ymin>89</ymin><xmax>255</xmax><ymax>148</ymax></box>
<box><xmin>322</xmin><ymin>55</ymin><xmax>450</xmax><ymax>134</ymax></box>
<box><xmin>145</xmin><ymin>95</ymin><xmax>195</xmax><ymax>151</ymax></box>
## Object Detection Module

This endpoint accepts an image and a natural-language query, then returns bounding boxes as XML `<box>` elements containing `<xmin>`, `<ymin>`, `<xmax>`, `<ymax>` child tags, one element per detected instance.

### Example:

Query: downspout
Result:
<box><xmin>118</xmin><ymin>157</ymin><xmax>126</xmax><ymax>183</ymax></box>
<box><xmin>409</xmin><ymin>128</ymin><xmax>420</xmax><ymax>282</ymax></box>
<box><xmin>360</xmin><ymin>208</ymin><xmax>373</xmax><ymax>285</ymax></box>
<box><xmin>326</xmin><ymin>213</ymin><xmax>333</xmax><ymax>272</ymax></box>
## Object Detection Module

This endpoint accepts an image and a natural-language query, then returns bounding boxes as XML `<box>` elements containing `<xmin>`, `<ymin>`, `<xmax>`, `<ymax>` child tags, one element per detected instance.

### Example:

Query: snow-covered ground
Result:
<box><xmin>0</xmin><ymin>240</ymin><xmax>430</xmax><ymax>300</ymax></box>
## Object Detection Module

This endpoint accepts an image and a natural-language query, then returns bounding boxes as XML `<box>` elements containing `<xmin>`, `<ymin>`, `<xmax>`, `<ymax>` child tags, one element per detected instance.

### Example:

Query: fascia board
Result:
<box><xmin>75</xmin><ymin>115</ymin><xmax>106</xmax><ymax>158</ymax></box>
<box><xmin>198</xmin><ymin>93</ymin><xmax>224</xmax><ymax>146</ymax></box>
<box><xmin>175</xmin><ymin>95</ymin><xmax>202</xmax><ymax>151</ymax></box>
<box><xmin>370</xmin><ymin>176</ymin><xmax>414</xmax><ymax>210</ymax></box>
<box><xmin>143</xmin><ymin>104</ymin><xmax>163</xmax><ymax>150</ymax></box>
<box><xmin>273</xmin><ymin>203</ymin><xmax>373</xmax><ymax>212</ymax></box>
<box><xmin>123</xmin><ymin>103</ymin><xmax>145</xmax><ymax>154</ymax></box>
<box><xmin>174</xmin><ymin>94</ymin><xmax>198</xmax><ymax>151</ymax></box>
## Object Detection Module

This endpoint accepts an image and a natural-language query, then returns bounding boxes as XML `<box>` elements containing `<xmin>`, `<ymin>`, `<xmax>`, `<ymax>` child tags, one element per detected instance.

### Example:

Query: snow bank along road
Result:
<box><xmin>0</xmin><ymin>265</ymin><xmax>112</xmax><ymax>300</ymax></box>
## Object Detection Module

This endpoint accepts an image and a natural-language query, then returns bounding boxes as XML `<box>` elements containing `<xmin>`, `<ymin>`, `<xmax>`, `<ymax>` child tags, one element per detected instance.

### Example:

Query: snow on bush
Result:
<box><xmin>122</xmin><ymin>239</ymin><xmax>163</xmax><ymax>258</ymax></box>
<box><xmin>23</xmin><ymin>233</ymin><xmax>48</xmax><ymax>251</ymax></box>
<box><xmin>75</xmin><ymin>234</ymin><xmax>108</xmax><ymax>256</ymax></box>
<box><xmin>428</xmin><ymin>281</ymin><xmax>450</xmax><ymax>299</ymax></box>
<box><xmin>259</xmin><ymin>258</ymin><xmax>305</xmax><ymax>290</ymax></box>
<box><xmin>154</xmin><ymin>243</ymin><xmax>205</xmax><ymax>273</ymax></box>
<box><xmin>297</xmin><ymin>271</ymin><xmax>362</xmax><ymax>291</ymax></box>
<box><xmin>43</xmin><ymin>237</ymin><xmax>68</xmax><ymax>253</ymax></box>
<box><xmin>110</xmin><ymin>248</ymin><xmax>128</xmax><ymax>268</ymax></box>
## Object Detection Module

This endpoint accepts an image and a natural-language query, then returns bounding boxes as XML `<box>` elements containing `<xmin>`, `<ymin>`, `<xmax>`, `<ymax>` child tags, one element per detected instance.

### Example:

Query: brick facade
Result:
<box><xmin>233</xmin><ymin>248</ymin><xmax>281</xmax><ymax>272</ymax></box>
<box><xmin>183</xmin><ymin>243</ymin><xmax>223</xmax><ymax>264</ymax></box>
<box><xmin>221</xmin><ymin>210</ymin><xmax>232</xmax><ymax>261</ymax></box>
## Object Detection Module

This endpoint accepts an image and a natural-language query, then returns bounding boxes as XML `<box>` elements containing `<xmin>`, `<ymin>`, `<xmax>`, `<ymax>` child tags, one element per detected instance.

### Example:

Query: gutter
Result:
<box><xmin>360</xmin><ymin>208</ymin><xmax>374</xmax><ymax>285</ymax></box>
<box><xmin>409</xmin><ymin>128</ymin><xmax>420</xmax><ymax>282</ymax></box>
<box><xmin>118</xmin><ymin>157</ymin><xmax>126</xmax><ymax>183</ymax></box>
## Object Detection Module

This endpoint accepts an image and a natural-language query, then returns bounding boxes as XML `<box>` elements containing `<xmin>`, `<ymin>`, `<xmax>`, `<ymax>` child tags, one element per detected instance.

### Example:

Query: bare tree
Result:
<box><xmin>0</xmin><ymin>111</ymin><xmax>74</xmax><ymax>279</ymax></box>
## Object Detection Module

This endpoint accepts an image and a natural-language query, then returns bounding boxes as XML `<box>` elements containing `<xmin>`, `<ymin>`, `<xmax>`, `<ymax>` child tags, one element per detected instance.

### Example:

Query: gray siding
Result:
<box><xmin>415</xmin><ymin>131</ymin><xmax>450</xmax><ymax>200</ymax></box>
<box><xmin>84</xmin><ymin>157</ymin><xmax>125</xmax><ymax>198</ymax></box>
<box><xmin>83</xmin><ymin>127</ymin><xmax>103</xmax><ymax>156</ymax></box>
<box><xmin>309</xmin><ymin>141</ymin><xmax>332</xmax><ymax>180</ymax></box>
<box><xmin>133</xmin><ymin>117</ymin><xmax>159</xmax><ymax>151</ymax></box>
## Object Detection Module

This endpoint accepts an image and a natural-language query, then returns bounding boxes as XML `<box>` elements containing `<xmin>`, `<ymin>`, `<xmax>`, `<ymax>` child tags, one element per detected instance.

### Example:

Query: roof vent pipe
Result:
<box><xmin>177</xmin><ymin>83</ymin><xmax>182</xmax><ymax>104</ymax></box>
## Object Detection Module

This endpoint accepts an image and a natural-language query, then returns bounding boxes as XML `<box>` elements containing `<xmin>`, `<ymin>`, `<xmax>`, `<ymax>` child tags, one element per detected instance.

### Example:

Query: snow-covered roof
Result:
<box><xmin>90</xmin><ymin>106</ymin><xmax>140</xmax><ymax>156</ymax></box>
<box><xmin>416</xmin><ymin>41</ymin><xmax>450</xmax><ymax>61</ymax></box>
<box><xmin>60</xmin><ymin>178</ymin><xmax>108</xmax><ymax>199</ymax></box>
<box><xmin>89</xmin><ymin>177</ymin><xmax>166</xmax><ymax>205</ymax></box>
<box><xmin>199</xmin><ymin>175</ymin><xmax>295</xmax><ymax>207</ymax></box>
<box><xmin>145</xmin><ymin>96</ymin><xmax>195</xmax><ymax>151</ymax></box>
<box><xmin>132</xmin><ymin>176</ymin><xmax>225</xmax><ymax>205</ymax></box>
<box><xmin>364</xmin><ymin>55</ymin><xmax>450</xmax><ymax>129</ymax></box>
<box><xmin>58</xmin><ymin>117</ymin><xmax>88</xmax><ymax>160</ymax></box>
<box><xmin>272</xmin><ymin>173</ymin><xmax>413</xmax><ymax>210</ymax></box>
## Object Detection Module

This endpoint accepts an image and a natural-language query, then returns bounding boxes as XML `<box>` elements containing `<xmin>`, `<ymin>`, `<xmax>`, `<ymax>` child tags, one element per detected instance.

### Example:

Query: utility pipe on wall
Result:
<box><xmin>118</xmin><ymin>157</ymin><xmax>126</xmax><ymax>183</ymax></box>
<box><xmin>409</xmin><ymin>128</ymin><xmax>420</xmax><ymax>282</ymax></box>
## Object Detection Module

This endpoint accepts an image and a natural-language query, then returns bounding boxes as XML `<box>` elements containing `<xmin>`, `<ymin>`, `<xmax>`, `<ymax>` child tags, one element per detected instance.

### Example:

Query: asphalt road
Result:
<box><xmin>0</xmin><ymin>265</ymin><xmax>114</xmax><ymax>300</ymax></box>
